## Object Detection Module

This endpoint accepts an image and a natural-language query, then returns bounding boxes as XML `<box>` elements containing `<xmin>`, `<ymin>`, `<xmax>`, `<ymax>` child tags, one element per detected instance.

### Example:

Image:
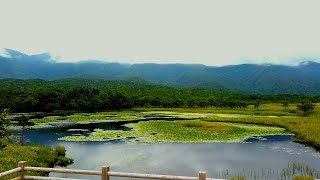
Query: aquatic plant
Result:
<box><xmin>58</xmin><ymin>120</ymin><xmax>287</xmax><ymax>142</ymax></box>
<box><xmin>33</xmin><ymin>103</ymin><xmax>320</xmax><ymax>150</ymax></box>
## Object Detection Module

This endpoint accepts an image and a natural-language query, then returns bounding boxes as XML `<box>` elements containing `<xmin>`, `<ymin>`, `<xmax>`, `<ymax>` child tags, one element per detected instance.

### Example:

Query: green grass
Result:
<box><xmin>59</xmin><ymin>120</ymin><xmax>288</xmax><ymax>142</ymax></box>
<box><xmin>203</xmin><ymin>111</ymin><xmax>320</xmax><ymax>150</ymax></box>
<box><xmin>58</xmin><ymin>128</ymin><xmax>134</xmax><ymax>141</ymax></box>
<box><xmin>137</xmin><ymin>103</ymin><xmax>320</xmax><ymax>150</ymax></box>
<box><xmin>30</xmin><ymin>111</ymin><xmax>141</xmax><ymax>127</ymax></box>
<box><xmin>0</xmin><ymin>141</ymin><xmax>72</xmax><ymax>179</ymax></box>
<box><xmin>133</xmin><ymin>103</ymin><xmax>298</xmax><ymax>116</ymax></box>
<box><xmin>180</xmin><ymin>120</ymin><xmax>235</xmax><ymax>132</ymax></box>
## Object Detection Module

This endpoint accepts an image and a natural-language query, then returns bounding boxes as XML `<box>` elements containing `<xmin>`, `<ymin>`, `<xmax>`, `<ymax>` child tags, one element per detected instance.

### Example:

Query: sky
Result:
<box><xmin>0</xmin><ymin>0</ymin><xmax>320</xmax><ymax>66</ymax></box>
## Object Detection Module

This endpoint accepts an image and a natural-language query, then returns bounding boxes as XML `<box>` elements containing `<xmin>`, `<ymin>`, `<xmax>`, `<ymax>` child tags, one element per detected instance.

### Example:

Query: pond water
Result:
<box><xmin>25</xmin><ymin>121</ymin><xmax>320</xmax><ymax>180</ymax></box>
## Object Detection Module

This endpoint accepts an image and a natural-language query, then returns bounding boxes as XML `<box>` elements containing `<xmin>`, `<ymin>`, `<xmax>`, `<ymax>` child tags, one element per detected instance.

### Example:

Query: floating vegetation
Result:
<box><xmin>66</xmin><ymin>129</ymin><xmax>89</xmax><ymax>132</ymax></box>
<box><xmin>30</xmin><ymin>111</ymin><xmax>143</xmax><ymax>128</ymax></box>
<box><xmin>28</xmin><ymin>108</ymin><xmax>320</xmax><ymax>150</ymax></box>
<box><xmin>180</xmin><ymin>120</ymin><xmax>235</xmax><ymax>132</ymax></box>
<box><xmin>59</xmin><ymin>128</ymin><xmax>134</xmax><ymax>142</ymax></box>
<box><xmin>58</xmin><ymin>120</ymin><xmax>288</xmax><ymax>142</ymax></box>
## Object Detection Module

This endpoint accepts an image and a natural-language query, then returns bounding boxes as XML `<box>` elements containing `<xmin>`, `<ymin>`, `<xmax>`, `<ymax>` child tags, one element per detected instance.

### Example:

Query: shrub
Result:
<box><xmin>55</xmin><ymin>156</ymin><xmax>74</xmax><ymax>167</ymax></box>
<box><xmin>297</xmin><ymin>102</ymin><xmax>315</xmax><ymax>116</ymax></box>
<box><xmin>54</xmin><ymin>145</ymin><xmax>66</xmax><ymax>157</ymax></box>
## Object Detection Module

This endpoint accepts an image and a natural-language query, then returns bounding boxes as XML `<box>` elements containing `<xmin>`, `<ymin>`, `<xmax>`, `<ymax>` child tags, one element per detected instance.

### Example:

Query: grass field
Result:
<box><xmin>202</xmin><ymin>104</ymin><xmax>320</xmax><ymax>150</ymax></box>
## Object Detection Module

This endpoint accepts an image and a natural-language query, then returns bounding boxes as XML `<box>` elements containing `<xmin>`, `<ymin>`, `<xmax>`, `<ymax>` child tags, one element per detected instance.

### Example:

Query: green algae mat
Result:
<box><xmin>58</xmin><ymin>120</ymin><xmax>288</xmax><ymax>143</ymax></box>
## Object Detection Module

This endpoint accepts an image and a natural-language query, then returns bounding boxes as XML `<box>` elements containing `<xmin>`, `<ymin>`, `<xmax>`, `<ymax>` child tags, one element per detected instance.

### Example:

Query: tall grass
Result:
<box><xmin>217</xmin><ymin>162</ymin><xmax>319</xmax><ymax>180</ymax></box>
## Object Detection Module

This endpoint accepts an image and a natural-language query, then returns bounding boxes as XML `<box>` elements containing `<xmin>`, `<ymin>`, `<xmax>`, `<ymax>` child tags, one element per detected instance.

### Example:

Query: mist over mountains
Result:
<box><xmin>1</xmin><ymin>49</ymin><xmax>320</xmax><ymax>95</ymax></box>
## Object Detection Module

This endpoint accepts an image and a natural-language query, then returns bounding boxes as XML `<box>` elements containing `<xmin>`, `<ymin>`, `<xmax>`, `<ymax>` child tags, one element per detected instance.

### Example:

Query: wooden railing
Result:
<box><xmin>0</xmin><ymin>161</ymin><xmax>225</xmax><ymax>180</ymax></box>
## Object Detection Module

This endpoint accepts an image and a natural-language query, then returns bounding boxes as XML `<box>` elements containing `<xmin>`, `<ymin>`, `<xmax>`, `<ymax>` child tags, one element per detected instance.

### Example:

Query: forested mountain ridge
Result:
<box><xmin>1</xmin><ymin>48</ymin><xmax>320</xmax><ymax>95</ymax></box>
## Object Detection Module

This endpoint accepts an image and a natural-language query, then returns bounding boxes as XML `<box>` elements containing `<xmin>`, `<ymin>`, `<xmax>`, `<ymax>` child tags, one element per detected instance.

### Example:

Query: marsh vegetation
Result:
<box><xmin>5</xmin><ymin>103</ymin><xmax>314</xmax><ymax>179</ymax></box>
<box><xmin>1</xmin><ymin>79</ymin><xmax>320</xmax><ymax>180</ymax></box>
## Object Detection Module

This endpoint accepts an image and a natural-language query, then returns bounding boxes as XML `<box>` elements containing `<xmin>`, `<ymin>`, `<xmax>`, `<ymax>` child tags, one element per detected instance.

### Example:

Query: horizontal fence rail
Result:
<box><xmin>0</xmin><ymin>161</ymin><xmax>225</xmax><ymax>180</ymax></box>
<box><xmin>0</xmin><ymin>167</ymin><xmax>21</xmax><ymax>178</ymax></box>
<box><xmin>1</xmin><ymin>161</ymin><xmax>319</xmax><ymax>180</ymax></box>
<box><xmin>24</xmin><ymin>176</ymin><xmax>84</xmax><ymax>180</ymax></box>
<box><xmin>24</xmin><ymin>167</ymin><xmax>101</xmax><ymax>176</ymax></box>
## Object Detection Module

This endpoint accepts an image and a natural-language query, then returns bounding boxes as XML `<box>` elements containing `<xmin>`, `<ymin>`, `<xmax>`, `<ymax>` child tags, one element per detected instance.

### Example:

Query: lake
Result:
<box><xmin>25</xmin><ymin>120</ymin><xmax>320</xmax><ymax>180</ymax></box>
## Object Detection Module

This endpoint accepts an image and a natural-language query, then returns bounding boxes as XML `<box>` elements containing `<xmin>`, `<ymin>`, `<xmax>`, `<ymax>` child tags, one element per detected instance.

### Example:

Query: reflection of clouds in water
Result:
<box><xmin>269</xmin><ymin>142</ymin><xmax>314</xmax><ymax>156</ymax></box>
<box><xmin>50</xmin><ymin>140</ymin><xmax>320</xmax><ymax>180</ymax></box>
<box><xmin>313</xmin><ymin>153</ymin><xmax>320</xmax><ymax>158</ymax></box>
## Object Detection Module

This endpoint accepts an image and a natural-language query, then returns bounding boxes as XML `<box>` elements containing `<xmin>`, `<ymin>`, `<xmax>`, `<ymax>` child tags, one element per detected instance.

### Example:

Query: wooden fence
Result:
<box><xmin>0</xmin><ymin>161</ymin><xmax>225</xmax><ymax>180</ymax></box>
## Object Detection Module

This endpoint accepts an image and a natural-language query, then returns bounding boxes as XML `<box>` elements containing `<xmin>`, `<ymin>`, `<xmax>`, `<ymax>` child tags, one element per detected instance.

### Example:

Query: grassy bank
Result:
<box><xmin>133</xmin><ymin>103</ymin><xmax>299</xmax><ymax>116</ymax></box>
<box><xmin>0</xmin><ymin>141</ymin><xmax>73</xmax><ymax>179</ymax></box>
<box><xmin>203</xmin><ymin>111</ymin><xmax>320</xmax><ymax>150</ymax></box>
<box><xmin>136</xmin><ymin>103</ymin><xmax>320</xmax><ymax>150</ymax></box>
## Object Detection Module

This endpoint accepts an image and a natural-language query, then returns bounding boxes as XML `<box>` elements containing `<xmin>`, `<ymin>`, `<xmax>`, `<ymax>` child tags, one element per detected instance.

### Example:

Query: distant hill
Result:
<box><xmin>1</xmin><ymin>48</ymin><xmax>320</xmax><ymax>95</ymax></box>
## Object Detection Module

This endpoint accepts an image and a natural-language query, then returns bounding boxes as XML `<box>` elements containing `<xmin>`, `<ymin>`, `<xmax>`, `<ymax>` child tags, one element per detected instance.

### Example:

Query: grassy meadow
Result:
<box><xmin>201</xmin><ymin>103</ymin><xmax>320</xmax><ymax>150</ymax></box>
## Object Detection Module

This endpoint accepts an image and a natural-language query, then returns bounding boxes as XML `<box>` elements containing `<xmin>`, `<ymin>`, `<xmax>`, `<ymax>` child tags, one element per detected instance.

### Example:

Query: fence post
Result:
<box><xmin>101</xmin><ymin>165</ymin><xmax>109</xmax><ymax>180</ymax></box>
<box><xmin>18</xmin><ymin>161</ymin><xmax>27</xmax><ymax>180</ymax></box>
<box><xmin>199</xmin><ymin>171</ymin><xmax>206</xmax><ymax>180</ymax></box>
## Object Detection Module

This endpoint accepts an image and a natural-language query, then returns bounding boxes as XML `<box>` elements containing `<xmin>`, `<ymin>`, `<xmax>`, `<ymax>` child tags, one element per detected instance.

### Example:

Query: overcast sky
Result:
<box><xmin>0</xmin><ymin>0</ymin><xmax>320</xmax><ymax>66</ymax></box>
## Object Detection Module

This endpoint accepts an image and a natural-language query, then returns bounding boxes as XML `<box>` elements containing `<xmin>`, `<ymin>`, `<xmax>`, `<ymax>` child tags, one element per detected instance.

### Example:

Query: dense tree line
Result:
<box><xmin>0</xmin><ymin>79</ymin><xmax>319</xmax><ymax>112</ymax></box>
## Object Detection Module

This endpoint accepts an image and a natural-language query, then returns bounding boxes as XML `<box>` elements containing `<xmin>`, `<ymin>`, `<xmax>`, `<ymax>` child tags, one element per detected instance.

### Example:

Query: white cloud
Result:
<box><xmin>0</xmin><ymin>0</ymin><xmax>320</xmax><ymax>65</ymax></box>
<box><xmin>0</xmin><ymin>49</ymin><xmax>11</xmax><ymax>58</ymax></box>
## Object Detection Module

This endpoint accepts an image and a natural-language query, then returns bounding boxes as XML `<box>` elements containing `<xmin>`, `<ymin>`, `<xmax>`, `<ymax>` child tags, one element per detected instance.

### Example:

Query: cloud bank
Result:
<box><xmin>0</xmin><ymin>0</ymin><xmax>320</xmax><ymax>66</ymax></box>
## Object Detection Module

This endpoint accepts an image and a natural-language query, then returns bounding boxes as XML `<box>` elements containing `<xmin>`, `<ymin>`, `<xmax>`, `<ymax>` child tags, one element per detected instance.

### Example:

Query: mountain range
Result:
<box><xmin>1</xmin><ymin>48</ymin><xmax>320</xmax><ymax>95</ymax></box>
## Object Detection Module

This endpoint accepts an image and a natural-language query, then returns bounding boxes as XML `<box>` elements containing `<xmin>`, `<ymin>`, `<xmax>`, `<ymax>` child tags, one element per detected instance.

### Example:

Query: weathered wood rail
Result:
<box><xmin>0</xmin><ymin>161</ymin><xmax>226</xmax><ymax>180</ymax></box>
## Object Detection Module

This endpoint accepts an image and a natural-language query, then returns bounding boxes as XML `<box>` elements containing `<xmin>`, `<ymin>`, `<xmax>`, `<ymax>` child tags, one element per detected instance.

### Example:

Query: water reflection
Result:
<box><xmin>25</xmin><ymin>122</ymin><xmax>320</xmax><ymax>180</ymax></box>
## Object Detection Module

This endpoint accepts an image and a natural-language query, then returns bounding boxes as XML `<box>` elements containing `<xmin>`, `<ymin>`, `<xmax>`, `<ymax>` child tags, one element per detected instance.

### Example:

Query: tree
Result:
<box><xmin>297</xmin><ymin>102</ymin><xmax>315</xmax><ymax>116</ymax></box>
<box><xmin>239</xmin><ymin>101</ymin><xmax>248</xmax><ymax>109</ymax></box>
<box><xmin>254</xmin><ymin>100</ymin><xmax>261</xmax><ymax>110</ymax></box>
<box><xmin>208</xmin><ymin>97</ymin><xmax>217</xmax><ymax>108</ymax></box>
<box><xmin>14</xmin><ymin>115</ymin><xmax>34</xmax><ymax>145</ymax></box>
<box><xmin>0</xmin><ymin>109</ymin><xmax>11</xmax><ymax>148</ymax></box>
<box><xmin>282</xmin><ymin>101</ymin><xmax>289</xmax><ymax>110</ymax></box>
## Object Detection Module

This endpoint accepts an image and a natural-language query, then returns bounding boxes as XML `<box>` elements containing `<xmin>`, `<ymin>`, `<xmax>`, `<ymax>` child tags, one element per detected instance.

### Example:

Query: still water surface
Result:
<box><xmin>26</xmin><ymin>121</ymin><xmax>320</xmax><ymax>180</ymax></box>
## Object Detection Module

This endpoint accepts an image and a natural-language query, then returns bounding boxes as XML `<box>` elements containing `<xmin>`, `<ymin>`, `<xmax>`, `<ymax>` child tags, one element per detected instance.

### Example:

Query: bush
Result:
<box><xmin>0</xmin><ymin>142</ymin><xmax>73</xmax><ymax>174</ymax></box>
<box><xmin>54</xmin><ymin>145</ymin><xmax>66</xmax><ymax>157</ymax></box>
<box><xmin>297</xmin><ymin>102</ymin><xmax>315</xmax><ymax>116</ymax></box>
<box><xmin>55</xmin><ymin>156</ymin><xmax>74</xmax><ymax>167</ymax></box>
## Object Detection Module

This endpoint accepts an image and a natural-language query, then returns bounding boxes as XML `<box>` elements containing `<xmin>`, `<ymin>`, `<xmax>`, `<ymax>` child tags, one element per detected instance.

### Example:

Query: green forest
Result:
<box><xmin>0</xmin><ymin>78</ymin><xmax>319</xmax><ymax>112</ymax></box>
